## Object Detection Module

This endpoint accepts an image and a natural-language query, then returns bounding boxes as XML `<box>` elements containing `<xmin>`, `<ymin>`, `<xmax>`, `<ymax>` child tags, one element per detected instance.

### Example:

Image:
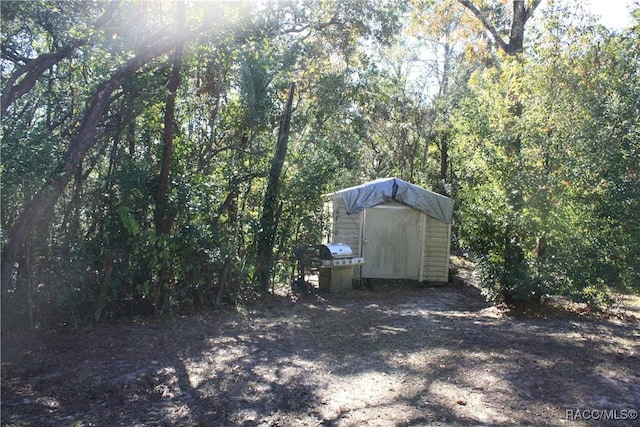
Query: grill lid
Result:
<box><xmin>316</xmin><ymin>243</ymin><xmax>354</xmax><ymax>259</ymax></box>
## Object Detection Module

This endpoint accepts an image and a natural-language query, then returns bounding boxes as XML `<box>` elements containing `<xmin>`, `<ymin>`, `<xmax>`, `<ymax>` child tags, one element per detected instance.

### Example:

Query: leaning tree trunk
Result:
<box><xmin>255</xmin><ymin>82</ymin><xmax>296</xmax><ymax>294</ymax></box>
<box><xmin>0</xmin><ymin>2</ymin><xmax>120</xmax><ymax>117</ymax></box>
<box><xmin>1</xmin><ymin>29</ymin><xmax>198</xmax><ymax>295</ymax></box>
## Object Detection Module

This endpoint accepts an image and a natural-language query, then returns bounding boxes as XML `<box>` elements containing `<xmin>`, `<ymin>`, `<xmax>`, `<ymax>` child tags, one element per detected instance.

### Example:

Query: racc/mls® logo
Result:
<box><xmin>565</xmin><ymin>409</ymin><xmax>638</xmax><ymax>421</ymax></box>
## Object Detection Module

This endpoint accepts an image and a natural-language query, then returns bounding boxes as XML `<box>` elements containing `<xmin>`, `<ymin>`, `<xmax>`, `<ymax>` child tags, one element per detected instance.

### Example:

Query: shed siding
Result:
<box><xmin>331</xmin><ymin>196</ymin><xmax>361</xmax><ymax>257</ymax></box>
<box><xmin>421</xmin><ymin>215</ymin><xmax>450</xmax><ymax>282</ymax></box>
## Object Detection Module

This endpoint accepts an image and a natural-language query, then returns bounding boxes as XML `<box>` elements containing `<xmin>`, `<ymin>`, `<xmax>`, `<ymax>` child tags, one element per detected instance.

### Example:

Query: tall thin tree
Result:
<box><xmin>457</xmin><ymin>0</ymin><xmax>542</xmax><ymax>303</ymax></box>
<box><xmin>153</xmin><ymin>1</ymin><xmax>186</xmax><ymax>312</ymax></box>
<box><xmin>255</xmin><ymin>82</ymin><xmax>296</xmax><ymax>293</ymax></box>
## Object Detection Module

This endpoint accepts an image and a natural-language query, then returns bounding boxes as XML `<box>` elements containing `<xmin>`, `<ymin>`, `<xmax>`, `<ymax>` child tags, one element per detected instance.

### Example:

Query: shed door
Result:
<box><xmin>361</xmin><ymin>205</ymin><xmax>424</xmax><ymax>280</ymax></box>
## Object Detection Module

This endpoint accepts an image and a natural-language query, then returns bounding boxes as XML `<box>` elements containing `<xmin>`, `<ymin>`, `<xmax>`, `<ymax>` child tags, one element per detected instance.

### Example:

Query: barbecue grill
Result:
<box><xmin>314</xmin><ymin>243</ymin><xmax>364</xmax><ymax>292</ymax></box>
<box><xmin>315</xmin><ymin>243</ymin><xmax>365</xmax><ymax>266</ymax></box>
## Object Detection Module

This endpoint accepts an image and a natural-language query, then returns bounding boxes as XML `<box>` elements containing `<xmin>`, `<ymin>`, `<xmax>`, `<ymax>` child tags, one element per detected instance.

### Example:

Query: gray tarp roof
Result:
<box><xmin>334</xmin><ymin>177</ymin><xmax>454</xmax><ymax>224</ymax></box>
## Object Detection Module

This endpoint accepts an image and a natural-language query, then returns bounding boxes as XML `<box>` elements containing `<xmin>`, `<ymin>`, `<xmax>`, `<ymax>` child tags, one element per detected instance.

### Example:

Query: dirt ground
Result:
<box><xmin>2</xmin><ymin>278</ymin><xmax>639</xmax><ymax>426</ymax></box>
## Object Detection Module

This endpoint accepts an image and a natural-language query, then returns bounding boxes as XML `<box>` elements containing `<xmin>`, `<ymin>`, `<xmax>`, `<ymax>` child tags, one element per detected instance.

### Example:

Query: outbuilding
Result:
<box><xmin>324</xmin><ymin>178</ymin><xmax>454</xmax><ymax>285</ymax></box>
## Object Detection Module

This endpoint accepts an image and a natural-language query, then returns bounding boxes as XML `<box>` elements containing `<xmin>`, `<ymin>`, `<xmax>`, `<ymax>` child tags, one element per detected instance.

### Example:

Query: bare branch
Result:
<box><xmin>280</xmin><ymin>13</ymin><xmax>345</xmax><ymax>36</ymax></box>
<box><xmin>457</xmin><ymin>0</ymin><xmax>509</xmax><ymax>53</ymax></box>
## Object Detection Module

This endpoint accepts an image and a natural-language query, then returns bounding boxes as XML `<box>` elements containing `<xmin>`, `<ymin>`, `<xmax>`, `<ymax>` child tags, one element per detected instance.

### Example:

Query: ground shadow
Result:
<box><xmin>2</xmin><ymin>284</ymin><xmax>638</xmax><ymax>426</ymax></box>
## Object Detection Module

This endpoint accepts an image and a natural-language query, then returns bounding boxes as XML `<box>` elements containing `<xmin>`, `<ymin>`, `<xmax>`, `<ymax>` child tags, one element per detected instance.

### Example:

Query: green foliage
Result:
<box><xmin>453</xmin><ymin>10</ymin><xmax>640</xmax><ymax>307</ymax></box>
<box><xmin>1</xmin><ymin>0</ymin><xmax>403</xmax><ymax>327</ymax></box>
<box><xmin>2</xmin><ymin>0</ymin><xmax>638</xmax><ymax>330</ymax></box>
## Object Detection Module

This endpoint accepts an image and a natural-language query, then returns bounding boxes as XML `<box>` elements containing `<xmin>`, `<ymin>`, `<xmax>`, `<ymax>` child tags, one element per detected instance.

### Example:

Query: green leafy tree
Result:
<box><xmin>453</xmin><ymin>3</ymin><xmax>640</xmax><ymax>306</ymax></box>
<box><xmin>1</xmin><ymin>0</ymin><xmax>409</xmax><ymax>328</ymax></box>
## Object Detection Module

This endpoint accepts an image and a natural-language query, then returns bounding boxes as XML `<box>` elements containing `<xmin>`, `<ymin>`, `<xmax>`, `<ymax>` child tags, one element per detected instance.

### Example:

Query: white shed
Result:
<box><xmin>325</xmin><ymin>178</ymin><xmax>454</xmax><ymax>284</ymax></box>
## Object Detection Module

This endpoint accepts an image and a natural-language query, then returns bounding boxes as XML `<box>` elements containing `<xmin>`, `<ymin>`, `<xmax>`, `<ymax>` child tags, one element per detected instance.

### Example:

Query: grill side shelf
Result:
<box><xmin>313</xmin><ymin>257</ymin><xmax>365</xmax><ymax>268</ymax></box>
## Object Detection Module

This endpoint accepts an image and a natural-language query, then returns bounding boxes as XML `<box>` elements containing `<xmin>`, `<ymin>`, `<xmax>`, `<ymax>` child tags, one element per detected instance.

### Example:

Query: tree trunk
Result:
<box><xmin>255</xmin><ymin>82</ymin><xmax>296</xmax><ymax>293</ymax></box>
<box><xmin>94</xmin><ymin>251</ymin><xmax>115</xmax><ymax>322</ymax></box>
<box><xmin>439</xmin><ymin>134</ymin><xmax>449</xmax><ymax>183</ymax></box>
<box><xmin>457</xmin><ymin>0</ymin><xmax>542</xmax><ymax>56</ymax></box>
<box><xmin>153</xmin><ymin>2</ymin><xmax>186</xmax><ymax>313</ymax></box>
<box><xmin>436</xmin><ymin>41</ymin><xmax>452</xmax><ymax>194</ymax></box>
<box><xmin>216</xmin><ymin>256</ymin><xmax>232</xmax><ymax>306</ymax></box>
<box><xmin>508</xmin><ymin>0</ymin><xmax>526</xmax><ymax>55</ymax></box>
<box><xmin>457</xmin><ymin>0</ymin><xmax>542</xmax><ymax>302</ymax></box>
<box><xmin>154</xmin><ymin>49</ymin><xmax>184</xmax><ymax>232</ymax></box>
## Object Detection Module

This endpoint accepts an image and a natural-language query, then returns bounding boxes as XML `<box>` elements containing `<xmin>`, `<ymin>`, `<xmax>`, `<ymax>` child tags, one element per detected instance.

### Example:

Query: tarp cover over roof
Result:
<box><xmin>334</xmin><ymin>177</ymin><xmax>454</xmax><ymax>224</ymax></box>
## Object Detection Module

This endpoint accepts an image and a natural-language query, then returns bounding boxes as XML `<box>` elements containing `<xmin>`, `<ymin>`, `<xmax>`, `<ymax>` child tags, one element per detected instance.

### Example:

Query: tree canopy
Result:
<box><xmin>2</xmin><ymin>0</ymin><xmax>638</xmax><ymax>330</ymax></box>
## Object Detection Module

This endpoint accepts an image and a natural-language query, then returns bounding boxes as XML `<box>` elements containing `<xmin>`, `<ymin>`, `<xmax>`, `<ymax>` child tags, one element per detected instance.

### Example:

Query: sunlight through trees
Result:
<box><xmin>1</xmin><ymin>0</ymin><xmax>638</xmax><ymax>329</ymax></box>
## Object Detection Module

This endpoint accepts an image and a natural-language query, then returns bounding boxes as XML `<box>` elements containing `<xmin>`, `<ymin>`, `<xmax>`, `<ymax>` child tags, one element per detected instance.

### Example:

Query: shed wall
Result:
<box><xmin>421</xmin><ymin>215</ymin><xmax>451</xmax><ymax>282</ymax></box>
<box><xmin>330</xmin><ymin>196</ymin><xmax>362</xmax><ymax>257</ymax></box>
